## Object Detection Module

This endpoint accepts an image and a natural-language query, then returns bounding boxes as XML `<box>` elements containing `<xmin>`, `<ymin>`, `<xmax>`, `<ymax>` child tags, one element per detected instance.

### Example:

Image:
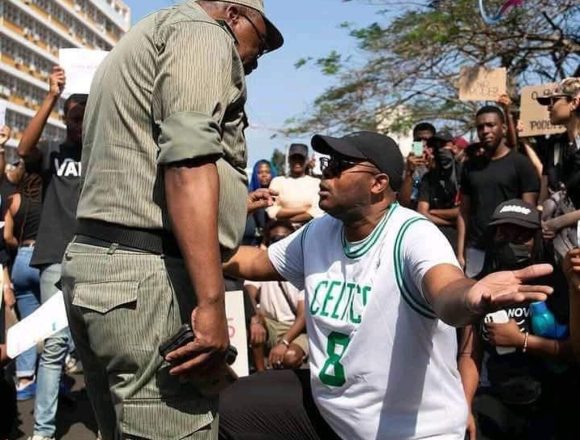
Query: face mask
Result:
<box><xmin>436</xmin><ymin>149</ymin><xmax>455</xmax><ymax>170</ymax></box>
<box><xmin>493</xmin><ymin>242</ymin><xmax>532</xmax><ymax>271</ymax></box>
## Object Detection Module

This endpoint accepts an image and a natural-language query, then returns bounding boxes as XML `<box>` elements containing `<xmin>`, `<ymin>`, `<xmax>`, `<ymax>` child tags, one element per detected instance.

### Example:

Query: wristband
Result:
<box><xmin>281</xmin><ymin>339</ymin><xmax>290</xmax><ymax>347</ymax></box>
<box><xmin>522</xmin><ymin>332</ymin><xmax>529</xmax><ymax>353</ymax></box>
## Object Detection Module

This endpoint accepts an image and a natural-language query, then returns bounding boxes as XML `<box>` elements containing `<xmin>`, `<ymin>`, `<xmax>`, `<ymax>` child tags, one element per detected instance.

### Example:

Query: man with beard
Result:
<box><xmin>217</xmin><ymin>131</ymin><xmax>553</xmax><ymax>440</ymax></box>
<box><xmin>418</xmin><ymin>131</ymin><xmax>461</xmax><ymax>251</ymax></box>
<box><xmin>61</xmin><ymin>1</ymin><xmax>283</xmax><ymax>438</ymax></box>
<box><xmin>457</xmin><ymin>106</ymin><xmax>540</xmax><ymax>277</ymax></box>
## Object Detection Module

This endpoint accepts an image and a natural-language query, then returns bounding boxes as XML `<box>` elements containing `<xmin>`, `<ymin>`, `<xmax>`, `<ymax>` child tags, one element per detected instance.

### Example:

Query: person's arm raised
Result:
<box><xmin>18</xmin><ymin>66</ymin><xmax>64</xmax><ymax>158</ymax></box>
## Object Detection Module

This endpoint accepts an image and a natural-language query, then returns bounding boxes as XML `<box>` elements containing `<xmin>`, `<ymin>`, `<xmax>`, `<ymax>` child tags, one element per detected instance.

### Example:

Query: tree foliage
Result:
<box><xmin>270</xmin><ymin>148</ymin><xmax>287</xmax><ymax>176</ymax></box>
<box><xmin>286</xmin><ymin>0</ymin><xmax>580</xmax><ymax>136</ymax></box>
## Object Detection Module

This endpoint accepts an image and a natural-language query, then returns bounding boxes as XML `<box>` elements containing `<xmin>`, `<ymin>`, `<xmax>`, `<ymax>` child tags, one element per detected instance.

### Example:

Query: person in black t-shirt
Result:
<box><xmin>417</xmin><ymin>132</ymin><xmax>461</xmax><ymax>251</ymax></box>
<box><xmin>399</xmin><ymin>122</ymin><xmax>436</xmax><ymax>209</ymax></box>
<box><xmin>459</xmin><ymin>200</ymin><xmax>578</xmax><ymax>440</ymax></box>
<box><xmin>536</xmin><ymin>78</ymin><xmax>580</xmax><ymax>250</ymax></box>
<box><xmin>457</xmin><ymin>106</ymin><xmax>540</xmax><ymax>277</ymax></box>
<box><xmin>17</xmin><ymin>65</ymin><xmax>87</xmax><ymax>440</ymax></box>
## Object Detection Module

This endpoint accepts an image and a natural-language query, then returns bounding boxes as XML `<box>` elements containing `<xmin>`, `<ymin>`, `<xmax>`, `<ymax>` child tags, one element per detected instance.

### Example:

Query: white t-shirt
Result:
<box><xmin>266</xmin><ymin>175</ymin><xmax>324</xmax><ymax>220</ymax></box>
<box><xmin>268</xmin><ymin>203</ymin><xmax>467</xmax><ymax>440</ymax></box>
<box><xmin>244</xmin><ymin>280</ymin><xmax>304</xmax><ymax>323</ymax></box>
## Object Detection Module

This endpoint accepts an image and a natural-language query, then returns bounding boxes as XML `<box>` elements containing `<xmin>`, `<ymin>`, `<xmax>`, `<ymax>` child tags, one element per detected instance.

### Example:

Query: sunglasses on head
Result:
<box><xmin>319</xmin><ymin>156</ymin><xmax>378</xmax><ymax>178</ymax></box>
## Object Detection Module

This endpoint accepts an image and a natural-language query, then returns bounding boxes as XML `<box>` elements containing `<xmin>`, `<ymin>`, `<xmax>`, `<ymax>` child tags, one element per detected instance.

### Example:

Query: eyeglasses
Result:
<box><xmin>240</xmin><ymin>14</ymin><xmax>268</xmax><ymax>59</ymax></box>
<box><xmin>319</xmin><ymin>157</ymin><xmax>379</xmax><ymax>178</ymax></box>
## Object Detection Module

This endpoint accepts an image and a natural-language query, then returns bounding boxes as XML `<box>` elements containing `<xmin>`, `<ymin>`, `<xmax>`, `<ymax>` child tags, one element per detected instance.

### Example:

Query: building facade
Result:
<box><xmin>0</xmin><ymin>0</ymin><xmax>130</xmax><ymax>149</ymax></box>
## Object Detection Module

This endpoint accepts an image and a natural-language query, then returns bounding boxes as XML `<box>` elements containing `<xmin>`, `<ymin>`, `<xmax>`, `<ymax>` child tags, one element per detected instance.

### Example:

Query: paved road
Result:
<box><xmin>12</xmin><ymin>374</ymin><xmax>97</xmax><ymax>440</ymax></box>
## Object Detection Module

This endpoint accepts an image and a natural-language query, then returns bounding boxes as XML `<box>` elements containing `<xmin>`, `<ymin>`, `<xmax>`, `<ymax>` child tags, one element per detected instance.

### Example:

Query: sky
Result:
<box><xmin>124</xmin><ymin>0</ymin><xmax>379</xmax><ymax>166</ymax></box>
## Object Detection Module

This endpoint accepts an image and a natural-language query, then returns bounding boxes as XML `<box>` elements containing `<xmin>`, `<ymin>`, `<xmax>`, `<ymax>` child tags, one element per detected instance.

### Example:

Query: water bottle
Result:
<box><xmin>530</xmin><ymin>301</ymin><xmax>569</xmax><ymax>373</ymax></box>
<box><xmin>530</xmin><ymin>301</ymin><xmax>568</xmax><ymax>340</ymax></box>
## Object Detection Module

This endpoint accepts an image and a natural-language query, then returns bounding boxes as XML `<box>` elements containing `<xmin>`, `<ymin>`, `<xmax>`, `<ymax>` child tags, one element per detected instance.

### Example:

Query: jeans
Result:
<box><xmin>12</xmin><ymin>247</ymin><xmax>41</xmax><ymax>378</ymax></box>
<box><xmin>34</xmin><ymin>263</ymin><xmax>72</xmax><ymax>438</ymax></box>
<box><xmin>465</xmin><ymin>247</ymin><xmax>486</xmax><ymax>278</ymax></box>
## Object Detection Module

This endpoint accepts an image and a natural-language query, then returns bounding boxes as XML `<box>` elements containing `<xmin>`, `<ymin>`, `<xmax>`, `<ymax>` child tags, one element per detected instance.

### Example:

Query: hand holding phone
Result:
<box><xmin>484</xmin><ymin>310</ymin><xmax>516</xmax><ymax>355</ymax></box>
<box><xmin>159</xmin><ymin>324</ymin><xmax>238</xmax><ymax>396</ymax></box>
<box><xmin>411</xmin><ymin>141</ymin><xmax>424</xmax><ymax>157</ymax></box>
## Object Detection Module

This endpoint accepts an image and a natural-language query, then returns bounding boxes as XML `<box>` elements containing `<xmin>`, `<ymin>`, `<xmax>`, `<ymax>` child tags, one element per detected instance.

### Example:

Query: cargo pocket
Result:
<box><xmin>71</xmin><ymin>282</ymin><xmax>143</xmax><ymax>359</ymax></box>
<box><xmin>72</xmin><ymin>282</ymin><xmax>138</xmax><ymax>314</ymax></box>
<box><xmin>121</xmin><ymin>397</ymin><xmax>215</xmax><ymax>440</ymax></box>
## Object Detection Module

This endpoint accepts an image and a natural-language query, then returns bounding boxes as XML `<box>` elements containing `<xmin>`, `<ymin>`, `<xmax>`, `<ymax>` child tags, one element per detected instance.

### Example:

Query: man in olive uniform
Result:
<box><xmin>61</xmin><ymin>1</ymin><xmax>283</xmax><ymax>439</ymax></box>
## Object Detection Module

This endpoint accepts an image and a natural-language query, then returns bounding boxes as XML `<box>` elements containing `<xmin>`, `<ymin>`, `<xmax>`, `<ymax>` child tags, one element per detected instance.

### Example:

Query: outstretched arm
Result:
<box><xmin>424</xmin><ymin>263</ymin><xmax>554</xmax><ymax>327</ymax></box>
<box><xmin>224</xmin><ymin>246</ymin><xmax>285</xmax><ymax>282</ymax></box>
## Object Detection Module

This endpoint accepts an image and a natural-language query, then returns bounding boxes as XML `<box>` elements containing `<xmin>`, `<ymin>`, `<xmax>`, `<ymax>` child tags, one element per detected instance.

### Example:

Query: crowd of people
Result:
<box><xmin>227</xmin><ymin>78</ymin><xmax>580</xmax><ymax>440</ymax></box>
<box><xmin>0</xmin><ymin>0</ymin><xmax>579</xmax><ymax>439</ymax></box>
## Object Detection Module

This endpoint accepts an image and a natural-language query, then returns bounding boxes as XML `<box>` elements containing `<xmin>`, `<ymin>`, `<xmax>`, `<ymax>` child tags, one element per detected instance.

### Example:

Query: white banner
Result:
<box><xmin>7</xmin><ymin>291</ymin><xmax>69</xmax><ymax>359</ymax></box>
<box><xmin>225</xmin><ymin>290</ymin><xmax>249</xmax><ymax>377</ymax></box>
<box><xmin>0</xmin><ymin>100</ymin><xmax>7</xmax><ymax>127</ymax></box>
<box><xmin>59</xmin><ymin>49</ymin><xmax>109</xmax><ymax>97</ymax></box>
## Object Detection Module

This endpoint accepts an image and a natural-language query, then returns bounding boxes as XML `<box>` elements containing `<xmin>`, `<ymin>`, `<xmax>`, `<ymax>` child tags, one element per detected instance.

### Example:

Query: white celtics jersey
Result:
<box><xmin>269</xmin><ymin>203</ymin><xmax>467</xmax><ymax>440</ymax></box>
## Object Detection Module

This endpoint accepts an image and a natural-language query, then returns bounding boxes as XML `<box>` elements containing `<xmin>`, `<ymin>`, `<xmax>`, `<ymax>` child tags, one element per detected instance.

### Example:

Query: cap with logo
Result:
<box><xmin>207</xmin><ymin>0</ymin><xmax>283</xmax><ymax>52</ymax></box>
<box><xmin>488</xmin><ymin>199</ymin><xmax>540</xmax><ymax>230</ymax></box>
<box><xmin>536</xmin><ymin>77</ymin><xmax>580</xmax><ymax>106</ymax></box>
<box><xmin>311</xmin><ymin>131</ymin><xmax>404</xmax><ymax>191</ymax></box>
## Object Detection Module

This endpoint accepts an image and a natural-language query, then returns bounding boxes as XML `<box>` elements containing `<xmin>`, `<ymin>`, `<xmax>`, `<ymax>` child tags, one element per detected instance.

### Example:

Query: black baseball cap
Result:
<box><xmin>488</xmin><ymin>199</ymin><xmax>540</xmax><ymax>230</ymax></box>
<box><xmin>427</xmin><ymin>130</ymin><xmax>454</xmax><ymax>148</ymax></box>
<box><xmin>288</xmin><ymin>143</ymin><xmax>308</xmax><ymax>159</ymax></box>
<box><xmin>311</xmin><ymin>131</ymin><xmax>404</xmax><ymax>191</ymax></box>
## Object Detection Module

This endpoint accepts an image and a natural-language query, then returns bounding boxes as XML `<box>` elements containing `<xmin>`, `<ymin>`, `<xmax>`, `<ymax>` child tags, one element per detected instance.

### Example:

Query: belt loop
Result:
<box><xmin>107</xmin><ymin>243</ymin><xmax>119</xmax><ymax>255</ymax></box>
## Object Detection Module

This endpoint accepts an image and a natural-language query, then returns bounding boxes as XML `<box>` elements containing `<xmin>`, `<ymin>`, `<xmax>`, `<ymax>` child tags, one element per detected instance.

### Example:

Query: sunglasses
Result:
<box><xmin>240</xmin><ymin>14</ymin><xmax>268</xmax><ymax>59</ymax></box>
<box><xmin>320</xmin><ymin>157</ymin><xmax>378</xmax><ymax>178</ymax></box>
<box><xmin>546</xmin><ymin>95</ymin><xmax>572</xmax><ymax>106</ymax></box>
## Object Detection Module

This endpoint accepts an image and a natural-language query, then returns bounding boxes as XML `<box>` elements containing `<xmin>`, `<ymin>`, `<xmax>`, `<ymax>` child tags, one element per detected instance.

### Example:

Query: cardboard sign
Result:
<box><xmin>59</xmin><ymin>49</ymin><xmax>109</xmax><ymax>98</ymax></box>
<box><xmin>0</xmin><ymin>100</ymin><xmax>7</xmax><ymax>127</ymax></box>
<box><xmin>459</xmin><ymin>67</ymin><xmax>507</xmax><ymax>102</ymax></box>
<box><xmin>225</xmin><ymin>291</ymin><xmax>249</xmax><ymax>377</ymax></box>
<box><xmin>7</xmin><ymin>291</ymin><xmax>69</xmax><ymax>359</ymax></box>
<box><xmin>519</xmin><ymin>83</ymin><xmax>566</xmax><ymax>137</ymax></box>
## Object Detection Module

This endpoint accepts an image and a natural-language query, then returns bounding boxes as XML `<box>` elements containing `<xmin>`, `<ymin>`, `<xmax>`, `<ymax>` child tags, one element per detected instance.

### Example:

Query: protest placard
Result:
<box><xmin>519</xmin><ymin>83</ymin><xmax>566</xmax><ymax>137</ymax></box>
<box><xmin>7</xmin><ymin>291</ymin><xmax>69</xmax><ymax>359</ymax></box>
<box><xmin>459</xmin><ymin>66</ymin><xmax>507</xmax><ymax>102</ymax></box>
<box><xmin>59</xmin><ymin>49</ymin><xmax>109</xmax><ymax>98</ymax></box>
<box><xmin>0</xmin><ymin>100</ymin><xmax>7</xmax><ymax>127</ymax></box>
<box><xmin>225</xmin><ymin>290</ymin><xmax>249</xmax><ymax>377</ymax></box>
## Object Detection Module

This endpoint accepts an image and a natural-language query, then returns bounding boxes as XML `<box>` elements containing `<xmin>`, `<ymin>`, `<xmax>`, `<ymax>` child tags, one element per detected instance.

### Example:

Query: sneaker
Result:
<box><xmin>16</xmin><ymin>380</ymin><xmax>37</xmax><ymax>401</ymax></box>
<box><xmin>28</xmin><ymin>436</ymin><xmax>55</xmax><ymax>440</ymax></box>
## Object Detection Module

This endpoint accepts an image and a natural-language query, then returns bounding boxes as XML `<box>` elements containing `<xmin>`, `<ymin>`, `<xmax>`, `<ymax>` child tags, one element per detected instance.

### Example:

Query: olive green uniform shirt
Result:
<box><xmin>78</xmin><ymin>1</ymin><xmax>248</xmax><ymax>260</ymax></box>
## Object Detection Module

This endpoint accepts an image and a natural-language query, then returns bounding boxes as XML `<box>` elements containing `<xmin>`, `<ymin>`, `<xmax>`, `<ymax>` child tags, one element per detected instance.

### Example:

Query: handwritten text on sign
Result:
<box><xmin>459</xmin><ymin>67</ymin><xmax>507</xmax><ymax>102</ymax></box>
<box><xmin>519</xmin><ymin>83</ymin><xmax>566</xmax><ymax>137</ymax></box>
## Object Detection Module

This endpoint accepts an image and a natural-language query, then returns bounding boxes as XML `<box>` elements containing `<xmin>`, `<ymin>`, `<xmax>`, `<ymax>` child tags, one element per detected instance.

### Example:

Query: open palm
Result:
<box><xmin>466</xmin><ymin>264</ymin><xmax>554</xmax><ymax>315</ymax></box>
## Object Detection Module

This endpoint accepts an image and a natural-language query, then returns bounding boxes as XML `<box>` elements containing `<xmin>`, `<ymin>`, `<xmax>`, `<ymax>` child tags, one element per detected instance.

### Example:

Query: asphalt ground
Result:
<box><xmin>11</xmin><ymin>373</ymin><xmax>97</xmax><ymax>440</ymax></box>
